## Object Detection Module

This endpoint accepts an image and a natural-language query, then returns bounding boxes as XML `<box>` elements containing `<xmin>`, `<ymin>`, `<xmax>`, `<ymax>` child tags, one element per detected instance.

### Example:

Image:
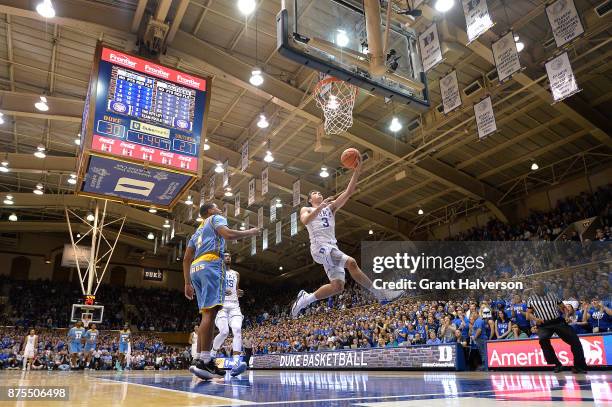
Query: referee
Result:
<box><xmin>526</xmin><ymin>281</ymin><xmax>588</xmax><ymax>373</ymax></box>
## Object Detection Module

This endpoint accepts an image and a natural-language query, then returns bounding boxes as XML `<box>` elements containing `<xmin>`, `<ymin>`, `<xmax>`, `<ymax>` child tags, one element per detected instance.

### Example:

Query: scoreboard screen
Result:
<box><xmin>89</xmin><ymin>47</ymin><xmax>209</xmax><ymax>174</ymax></box>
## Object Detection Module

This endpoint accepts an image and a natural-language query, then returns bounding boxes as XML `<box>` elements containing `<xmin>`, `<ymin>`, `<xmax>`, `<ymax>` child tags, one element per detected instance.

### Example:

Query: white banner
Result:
<box><xmin>262</xmin><ymin>228</ymin><xmax>268</xmax><ymax>251</ymax></box>
<box><xmin>251</xmin><ymin>235</ymin><xmax>256</xmax><ymax>256</ymax></box>
<box><xmin>199</xmin><ymin>184</ymin><xmax>206</xmax><ymax>207</ymax></box>
<box><xmin>222</xmin><ymin>160</ymin><xmax>229</xmax><ymax>187</ymax></box>
<box><xmin>492</xmin><ymin>31</ymin><xmax>521</xmax><ymax>83</ymax></box>
<box><xmin>292</xmin><ymin>180</ymin><xmax>300</xmax><ymax>207</ymax></box>
<box><xmin>474</xmin><ymin>96</ymin><xmax>497</xmax><ymax>140</ymax></box>
<box><xmin>234</xmin><ymin>192</ymin><xmax>240</xmax><ymax>216</ymax></box>
<box><xmin>546</xmin><ymin>0</ymin><xmax>584</xmax><ymax>48</ymax></box>
<box><xmin>261</xmin><ymin>167</ymin><xmax>269</xmax><ymax>196</ymax></box>
<box><xmin>545</xmin><ymin>52</ymin><xmax>579</xmax><ymax>103</ymax></box>
<box><xmin>463</xmin><ymin>0</ymin><xmax>494</xmax><ymax>44</ymax></box>
<box><xmin>276</xmin><ymin>221</ymin><xmax>282</xmax><ymax>244</ymax></box>
<box><xmin>258</xmin><ymin>207</ymin><xmax>264</xmax><ymax>228</ymax></box>
<box><xmin>61</xmin><ymin>244</ymin><xmax>91</xmax><ymax>268</ymax></box>
<box><xmin>208</xmin><ymin>175</ymin><xmax>215</xmax><ymax>200</ymax></box>
<box><xmin>241</xmin><ymin>142</ymin><xmax>249</xmax><ymax>172</ymax></box>
<box><xmin>440</xmin><ymin>70</ymin><xmax>461</xmax><ymax>114</ymax></box>
<box><xmin>290</xmin><ymin>212</ymin><xmax>298</xmax><ymax>236</ymax></box>
<box><xmin>248</xmin><ymin>179</ymin><xmax>256</xmax><ymax>206</ymax></box>
<box><xmin>223</xmin><ymin>203</ymin><xmax>228</xmax><ymax>218</ymax></box>
<box><xmin>270</xmin><ymin>199</ymin><xmax>277</xmax><ymax>222</ymax></box>
<box><xmin>418</xmin><ymin>23</ymin><xmax>443</xmax><ymax>72</ymax></box>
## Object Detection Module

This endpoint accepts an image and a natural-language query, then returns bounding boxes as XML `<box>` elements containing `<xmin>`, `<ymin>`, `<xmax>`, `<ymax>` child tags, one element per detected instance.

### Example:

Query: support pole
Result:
<box><xmin>86</xmin><ymin>201</ymin><xmax>99</xmax><ymax>296</ymax></box>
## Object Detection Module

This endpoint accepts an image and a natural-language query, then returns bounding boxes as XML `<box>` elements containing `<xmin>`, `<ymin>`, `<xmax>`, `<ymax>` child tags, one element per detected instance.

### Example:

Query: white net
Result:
<box><xmin>314</xmin><ymin>75</ymin><xmax>358</xmax><ymax>135</ymax></box>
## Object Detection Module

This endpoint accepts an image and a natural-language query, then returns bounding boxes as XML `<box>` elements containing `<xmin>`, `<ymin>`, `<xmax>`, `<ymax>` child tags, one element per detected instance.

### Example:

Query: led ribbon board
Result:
<box><xmin>77</xmin><ymin>43</ymin><xmax>211</xmax><ymax>209</ymax></box>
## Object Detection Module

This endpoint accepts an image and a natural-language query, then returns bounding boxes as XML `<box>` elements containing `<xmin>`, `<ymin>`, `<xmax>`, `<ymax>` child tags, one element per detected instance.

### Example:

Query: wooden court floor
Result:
<box><xmin>0</xmin><ymin>369</ymin><xmax>610</xmax><ymax>406</ymax></box>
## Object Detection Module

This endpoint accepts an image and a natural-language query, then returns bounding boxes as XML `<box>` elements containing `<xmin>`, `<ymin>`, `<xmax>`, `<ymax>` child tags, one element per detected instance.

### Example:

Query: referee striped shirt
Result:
<box><xmin>527</xmin><ymin>292</ymin><xmax>562</xmax><ymax>322</ymax></box>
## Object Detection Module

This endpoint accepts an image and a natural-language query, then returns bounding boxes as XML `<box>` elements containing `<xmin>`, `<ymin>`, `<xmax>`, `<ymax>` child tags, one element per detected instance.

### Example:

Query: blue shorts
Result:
<box><xmin>69</xmin><ymin>342</ymin><xmax>82</xmax><ymax>354</ymax></box>
<box><xmin>85</xmin><ymin>343</ymin><xmax>96</xmax><ymax>352</ymax></box>
<box><xmin>191</xmin><ymin>258</ymin><xmax>225</xmax><ymax>311</ymax></box>
<box><xmin>119</xmin><ymin>343</ymin><xmax>129</xmax><ymax>353</ymax></box>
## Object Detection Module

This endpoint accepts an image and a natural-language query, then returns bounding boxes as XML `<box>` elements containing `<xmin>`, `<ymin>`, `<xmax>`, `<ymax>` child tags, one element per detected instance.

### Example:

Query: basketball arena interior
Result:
<box><xmin>0</xmin><ymin>0</ymin><xmax>610</xmax><ymax>405</ymax></box>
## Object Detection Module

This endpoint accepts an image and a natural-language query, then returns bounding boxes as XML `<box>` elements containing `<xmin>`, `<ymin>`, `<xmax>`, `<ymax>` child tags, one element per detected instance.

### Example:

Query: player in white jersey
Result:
<box><xmin>189</xmin><ymin>326</ymin><xmax>199</xmax><ymax>362</ymax></box>
<box><xmin>22</xmin><ymin>329</ymin><xmax>38</xmax><ymax>370</ymax></box>
<box><xmin>211</xmin><ymin>252</ymin><xmax>247</xmax><ymax>377</ymax></box>
<box><xmin>291</xmin><ymin>156</ymin><xmax>403</xmax><ymax>317</ymax></box>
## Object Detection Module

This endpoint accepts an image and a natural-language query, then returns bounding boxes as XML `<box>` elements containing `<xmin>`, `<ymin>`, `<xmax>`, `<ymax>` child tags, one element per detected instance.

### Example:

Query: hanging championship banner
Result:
<box><xmin>418</xmin><ymin>23</ymin><xmax>443</xmax><ymax>73</ymax></box>
<box><xmin>474</xmin><ymin>96</ymin><xmax>497</xmax><ymax>140</ymax></box>
<box><xmin>290</xmin><ymin>212</ymin><xmax>298</xmax><ymax>236</ymax></box>
<box><xmin>223</xmin><ymin>203</ymin><xmax>228</xmax><ymax>218</ymax></box>
<box><xmin>262</xmin><ymin>228</ymin><xmax>268</xmax><ymax>251</ymax></box>
<box><xmin>276</xmin><ymin>221</ymin><xmax>282</xmax><ymax>244</ymax></box>
<box><xmin>292</xmin><ymin>180</ymin><xmax>300</xmax><ymax>207</ymax></box>
<box><xmin>248</xmin><ymin>179</ymin><xmax>256</xmax><ymax>206</ymax></box>
<box><xmin>261</xmin><ymin>167</ymin><xmax>269</xmax><ymax>196</ymax></box>
<box><xmin>241</xmin><ymin>142</ymin><xmax>249</xmax><ymax>172</ymax></box>
<box><xmin>234</xmin><ymin>191</ymin><xmax>240</xmax><ymax>216</ymax></box>
<box><xmin>258</xmin><ymin>207</ymin><xmax>264</xmax><ymax>228</ymax></box>
<box><xmin>270</xmin><ymin>198</ymin><xmax>277</xmax><ymax>222</ymax></box>
<box><xmin>222</xmin><ymin>160</ymin><xmax>229</xmax><ymax>187</ymax></box>
<box><xmin>492</xmin><ymin>31</ymin><xmax>521</xmax><ymax>83</ymax></box>
<box><xmin>545</xmin><ymin>52</ymin><xmax>580</xmax><ymax>103</ymax></box>
<box><xmin>440</xmin><ymin>70</ymin><xmax>462</xmax><ymax>114</ymax></box>
<box><xmin>251</xmin><ymin>235</ymin><xmax>256</xmax><ymax>255</ymax></box>
<box><xmin>208</xmin><ymin>175</ymin><xmax>215</xmax><ymax>200</ymax></box>
<box><xmin>546</xmin><ymin>0</ymin><xmax>584</xmax><ymax>48</ymax></box>
<box><xmin>463</xmin><ymin>0</ymin><xmax>494</xmax><ymax>44</ymax></box>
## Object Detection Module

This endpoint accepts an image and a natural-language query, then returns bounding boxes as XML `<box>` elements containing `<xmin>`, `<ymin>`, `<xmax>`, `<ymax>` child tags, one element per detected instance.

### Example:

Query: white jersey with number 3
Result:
<box><xmin>305</xmin><ymin>207</ymin><xmax>336</xmax><ymax>248</ymax></box>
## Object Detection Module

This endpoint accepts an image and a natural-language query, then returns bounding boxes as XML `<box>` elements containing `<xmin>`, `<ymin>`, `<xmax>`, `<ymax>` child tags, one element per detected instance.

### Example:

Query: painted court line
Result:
<box><xmin>93</xmin><ymin>376</ymin><xmax>255</xmax><ymax>405</ymax></box>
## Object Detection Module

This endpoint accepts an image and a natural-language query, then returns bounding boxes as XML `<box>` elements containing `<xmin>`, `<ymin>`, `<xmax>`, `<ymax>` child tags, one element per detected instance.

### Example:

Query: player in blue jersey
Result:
<box><xmin>83</xmin><ymin>323</ymin><xmax>99</xmax><ymax>370</ymax></box>
<box><xmin>117</xmin><ymin>324</ymin><xmax>131</xmax><ymax>371</ymax></box>
<box><xmin>183</xmin><ymin>202</ymin><xmax>259</xmax><ymax>381</ymax></box>
<box><xmin>68</xmin><ymin>321</ymin><xmax>86</xmax><ymax>369</ymax></box>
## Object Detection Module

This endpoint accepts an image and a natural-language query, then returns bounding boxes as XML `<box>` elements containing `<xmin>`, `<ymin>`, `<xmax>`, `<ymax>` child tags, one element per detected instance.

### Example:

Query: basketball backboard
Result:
<box><xmin>71</xmin><ymin>304</ymin><xmax>105</xmax><ymax>324</ymax></box>
<box><xmin>277</xmin><ymin>0</ymin><xmax>429</xmax><ymax>109</ymax></box>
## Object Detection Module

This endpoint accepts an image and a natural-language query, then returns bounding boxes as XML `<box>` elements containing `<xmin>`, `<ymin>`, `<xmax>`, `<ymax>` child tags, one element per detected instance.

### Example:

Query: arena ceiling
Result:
<box><xmin>0</xmin><ymin>0</ymin><xmax>609</xmax><ymax>279</ymax></box>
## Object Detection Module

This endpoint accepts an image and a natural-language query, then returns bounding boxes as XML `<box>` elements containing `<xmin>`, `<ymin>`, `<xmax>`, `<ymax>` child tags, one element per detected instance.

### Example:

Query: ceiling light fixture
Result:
<box><xmin>368</xmin><ymin>229</ymin><xmax>374</xmax><ymax>235</ymax></box>
<box><xmin>224</xmin><ymin>187</ymin><xmax>233</xmax><ymax>197</ymax></box>
<box><xmin>3</xmin><ymin>195</ymin><xmax>14</xmax><ymax>205</ymax></box>
<box><xmin>86</xmin><ymin>212</ymin><xmax>95</xmax><ymax>222</ymax></box>
<box><xmin>435</xmin><ymin>0</ymin><xmax>454</xmax><ymax>12</ymax></box>
<box><xmin>8</xmin><ymin>213</ymin><xmax>17</xmax><ymax>222</ymax></box>
<box><xmin>275</xmin><ymin>198</ymin><xmax>282</xmax><ymax>208</ymax></box>
<box><xmin>249</xmin><ymin>69</ymin><xmax>264</xmax><ymax>86</ymax></box>
<box><xmin>36</xmin><ymin>0</ymin><xmax>56</xmax><ymax>18</ymax></box>
<box><xmin>203</xmin><ymin>138</ymin><xmax>210</xmax><ymax>151</ymax></box>
<box><xmin>34</xmin><ymin>144</ymin><xmax>46</xmax><ymax>159</ymax></box>
<box><xmin>33</xmin><ymin>183</ymin><xmax>44</xmax><ymax>195</ymax></box>
<box><xmin>0</xmin><ymin>112</ymin><xmax>4</xmax><ymax>125</ymax></box>
<box><xmin>35</xmin><ymin>96</ymin><xmax>49</xmax><ymax>112</ymax></box>
<box><xmin>185</xmin><ymin>195</ymin><xmax>193</xmax><ymax>205</ymax></box>
<box><xmin>336</xmin><ymin>29</ymin><xmax>349</xmax><ymax>47</ymax></box>
<box><xmin>0</xmin><ymin>161</ymin><xmax>9</xmax><ymax>173</ymax></box>
<box><xmin>257</xmin><ymin>114</ymin><xmax>269</xmax><ymax>129</ymax></box>
<box><xmin>239</xmin><ymin>223</ymin><xmax>246</xmax><ymax>231</ymax></box>
<box><xmin>215</xmin><ymin>162</ymin><xmax>224</xmax><ymax>173</ymax></box>
<box><xmin>319</xmin><ymin>166</ymin><xmax>329</xmax><ymax>178</ymax></box>
<box><xmin>163</xmin><ymin>219</ymin><xmax>171</xmax><ymax>228</ymax></box>
<box><xmin>389</xmin><ymin>117</ymin><xmax>402</xmax><ymax>132</ymax></box>
<box><xmin>149</xmin><ymin>207</ymin><xmax>157</xmax><ymax>214</ymax></box>
<box><xmin>279</xmin><ymin>266</ymin><xmax>283</xmax><ymax>271</ymax></box>
<box><xmin>147</xmin><ymin>232</ymin><xmax>155</xmax><ymax>240</ymax></box>
<box><xmin>237</xmin><ymin>0</ymin><xmax>256</xmax><ymax>15</ymax></box>
<box><xmin>74</xmin><ymin>137</ymin><xmax>81</xmax><ymax>146</ymax></box>
<box><xmin>531</xmin><ymin>162</ymin><xmax>539</xmax><ymax>171</ymax></box>
<box><xmin>418</xmin><ymin>208</ymin><xmax>424</xmax><ymax>215</ymax></box>
<box><xmin>67</xmin><ymin>173</ymin><xmax>77</xmax><ymax>185</ymax></box>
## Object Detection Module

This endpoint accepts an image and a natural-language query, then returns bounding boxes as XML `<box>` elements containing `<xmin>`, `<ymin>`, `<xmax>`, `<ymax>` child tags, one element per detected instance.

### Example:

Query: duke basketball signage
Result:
<box><xmin>487</xmin><ymin>334</ymin><xmax>612</xmax><ymax>368</ymax></box>
<box><xmin>251</xmin><ymin>343</ymin><xmax>464</xmax><ymax>370</ymax></box>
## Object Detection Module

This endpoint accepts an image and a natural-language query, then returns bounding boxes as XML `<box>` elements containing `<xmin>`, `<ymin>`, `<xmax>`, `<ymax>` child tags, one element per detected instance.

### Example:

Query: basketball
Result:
<box><xmin>341</xmin><ymin>148</ymin><xmax>360</xmax><ymax>169</ymax></box>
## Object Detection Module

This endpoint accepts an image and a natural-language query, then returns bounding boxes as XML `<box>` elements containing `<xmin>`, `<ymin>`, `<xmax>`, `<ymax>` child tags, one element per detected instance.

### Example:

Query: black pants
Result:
<box><xmin>244</xmin><ymin>347</ymin><xmax>252</xmax><ymax>366</ymax></box>
<box><xmin>538</xmin><ymin>318</ymin><xmax>587</xmax><ymax>369</ymax></box>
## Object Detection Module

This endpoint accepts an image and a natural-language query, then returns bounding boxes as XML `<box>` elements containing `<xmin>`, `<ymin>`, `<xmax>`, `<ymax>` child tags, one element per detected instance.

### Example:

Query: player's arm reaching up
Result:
<box><xmin>330</xmin><ymin>155</ymin><xmax>361</xmax><ymax>213</ymax></box>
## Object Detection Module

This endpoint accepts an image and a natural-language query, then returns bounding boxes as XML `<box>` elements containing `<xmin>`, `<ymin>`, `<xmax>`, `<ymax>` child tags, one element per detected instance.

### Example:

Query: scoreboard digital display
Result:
<box><xmin>75</xmin><ymin>44</ymin><xmax>211</xmax><ymax>209</ymax></box>
<box><xmin>89</xmin><ymin>47</ymin><xmax>209</xmax><ymax>174</ymax></box>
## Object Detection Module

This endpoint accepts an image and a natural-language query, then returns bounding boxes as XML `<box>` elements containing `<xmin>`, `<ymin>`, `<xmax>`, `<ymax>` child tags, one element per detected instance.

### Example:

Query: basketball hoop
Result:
<box><xmin>314</xmin><ymin>74</ymin><xmax>358</xmax><ymax>135</ymax></box>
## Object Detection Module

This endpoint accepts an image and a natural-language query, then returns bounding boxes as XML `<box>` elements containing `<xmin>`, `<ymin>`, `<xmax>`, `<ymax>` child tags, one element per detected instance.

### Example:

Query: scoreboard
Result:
<box><xmin>76</xmin><ymin>43</ymin><xmax>211</xmax><ymax>209</ymax></box>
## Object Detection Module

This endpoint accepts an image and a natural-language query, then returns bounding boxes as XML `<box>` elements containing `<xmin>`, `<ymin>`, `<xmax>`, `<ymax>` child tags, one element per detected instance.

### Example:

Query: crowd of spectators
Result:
<box><xmin>0</xmin><ymin>327</ymin><xmax>191</xmax><ymax>371</ymax></box>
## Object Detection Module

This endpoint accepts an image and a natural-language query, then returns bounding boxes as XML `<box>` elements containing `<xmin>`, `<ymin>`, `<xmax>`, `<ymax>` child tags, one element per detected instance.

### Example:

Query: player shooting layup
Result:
<box><xmin>184</xmin><ymin>202</ymin><xmax>259</xmax><ymax>381</ymax></box>
<box><xmin>211</xmin><ymin>252</ymin><xmax>247</xmax><ymax>376</ymax></box>
<box><xmin>291</xmin><ymin>154</ymin><xmax>403</xmax><ymax>318</ymax></box>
